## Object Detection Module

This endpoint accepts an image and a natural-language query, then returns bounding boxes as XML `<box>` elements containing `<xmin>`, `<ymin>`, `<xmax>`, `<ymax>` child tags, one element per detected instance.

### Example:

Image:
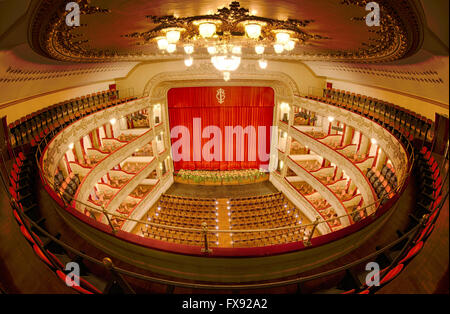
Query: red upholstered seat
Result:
<box><xmin>20</xmin><ymin>225</ymin><xmax>35</xmax><ymax>244</ymax></box>
<box><xmin>398</xmin><ymin>241</ymin><xmax>424</xmax><ymax>265</ymax></box>
<box><xmin>55</xmin><ymin>270</ymin><xmax>94</xmax><ymax>294</ymax></box>
<box><xmin>379</xmin><ymin>264</ymin><xmax>404</xmax><ymax>285</ymax></box>
<box><xmin>33</xmin><ymin>244</ymin><xmax>54</xmax><ymax>269</ymax></box>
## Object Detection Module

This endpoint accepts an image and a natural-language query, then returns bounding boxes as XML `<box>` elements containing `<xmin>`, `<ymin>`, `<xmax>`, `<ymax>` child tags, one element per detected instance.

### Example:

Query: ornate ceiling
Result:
<box><xmin>28</xmin><ymin>0</ymin><xmax>424</xmax><ymax>63</ymax></box>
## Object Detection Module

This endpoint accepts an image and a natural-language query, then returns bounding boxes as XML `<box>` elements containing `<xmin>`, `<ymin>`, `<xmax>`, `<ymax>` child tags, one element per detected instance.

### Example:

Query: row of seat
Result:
<box><xmin>295</xmin><ymin>159</ymin><xmax>322</xmax><ymax>172</ymax></box>
<box><xmin>414</xmin><ymin>147</ymin><xmax>443</xmax><ymax>218</ymax></box>
<box><xmin>8</xmin><ymin>149</ymin><xmax>107</xmax><ymax>294</ymax></box>
<box><xmin>56</xmin><ymin>172</ymin><xmax>81</xmax><ymax>206</ymax></box>
<box><xmin>157</xmin><ymin>202</ymin><xmax>217</xmax><ymax>212</ymax></box>
<box><xmin>160</xmin><ymin>194</ymin><xmax>217</xmax><ymax>205</ymax></box>
<box><xmin>352</xmin><ymin>145</ymin><xmax>445</xmax><ymax>294</ymax></box>
<box><xmin>366</xmin><ymin>166</ymin><xmax>397</xmax><ymax>202</ymax></box>
<box><xmin>229</xmin><ymin>200</ymin><xmax>287</xmax><ymax>212</ymax></box>
<box><xmin>231</xmin><ymin>205</ymin><xmax>290</xmax><ymax>217</ymax></box>
<box><xmin>307</xmin><ymin>88</ymin><xmax>433</xmax><ymax>144</ymax></box>
<box><xmin>140</xmin><ymin>225</ymin><xmax>219</xmax><ymax>247</ymax></box>
<box><xmin>228</xmin><ymin>192</ymin><xmax>283</xmax><ymax>204</ymax></box>
<box><xmin>8</xmin><ymin>90</ymin><xmax>124</xmax><ymax>148</ymax></box>
<box><xmin>232</xmin><ymin>228</ymin><xmax>312</xmax><ymax>247</ymax></box>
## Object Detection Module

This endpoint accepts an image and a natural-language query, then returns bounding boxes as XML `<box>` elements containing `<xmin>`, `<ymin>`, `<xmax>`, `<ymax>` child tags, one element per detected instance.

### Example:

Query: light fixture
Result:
<box><xmin>245</xmin><ymin>23</ymin><xmax>262</xmax><ymax>39</ymax></box>
<box><xmin>258</xmin><ymin>59</ymin><xmax>268</xmax><ymax>69</ymax></box>
<box><xmin>164</xmin><ymin>28</ymin><xmax>183</xmax><ymax>43</ymax></box>
<box><xmin>196</xmin><ymin>21</ymin><xmax>217</xmax><ymax>38</ymax></box>
<box><xmin>285</xmin><ymin>40</ymin><xmax>296</xmax><ymax>51</ymax></box>
<box><xmin>184</xmin><ymin>44</ymin><xmax>194</xmax><ymax>54</ymax></box>
<box><xmin>274</xmin><ymin>30</ymin><xmax>291</xmax><ymax>44</ymax></box>
<box><xmin>211</xmin><ymin>55</ymin><xmax>241</xmax><ymax>71</ymax></box>
<box><xmin>166</xmin><ymin>43</ymin><xmax>176</xmax><ymax>53</ymax></box>
<box><xmin>280</xmin><ymin>102</ymin><xmax>290</xmax><ymax>110</ymax></box>
<box><xmin>274</xmin><ymin>43</ymin><xmax>284</xmax><ymax>54</ymax></box>
<box><xmin>110</xmin><ymin>118</ymin><xmax>117</xmax><ymax>125</ymax></box>
<box><xmin>255</xmin><ymin>45</ymin><xmax>265</xmax><ymax>55</ymax></box>
<box><xmin>156</xmin><ymin>37</ymin><xmax>168</xmax><ymax>50</ymax></box>
<box><xmin>184</xmin><ymin>56</ymin><xmax>193</xmax><ymax>67</ymax></box>
<box><xmin>328</xmin><ymin>116</ymin><xmax>335</xmax><ymax>122</ymax></box>
<box><xmin>68</xmin><ymin>143</ymin><xmax>74</xmax><ymax>149</ymax></box>
<box><xmin>371</xmin><ymin>138</ymin><xmax>377</xmax><ymax>144</ymax></box>
<box><xmin>232</xmin><ymin>46</ymin><xmax>242</xmax><ymax>54</ymax></box>
<box><xmin>207</xmin><ymin>46</ymin><xmax>217</xmax><ymax>55</ymax></box>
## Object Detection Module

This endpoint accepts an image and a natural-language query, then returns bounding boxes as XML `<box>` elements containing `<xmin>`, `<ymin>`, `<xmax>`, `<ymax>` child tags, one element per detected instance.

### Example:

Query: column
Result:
<box><xmin>74</xmin><ymin>140</ymin><xmax>85</xmax><ymax>164</ymax></box>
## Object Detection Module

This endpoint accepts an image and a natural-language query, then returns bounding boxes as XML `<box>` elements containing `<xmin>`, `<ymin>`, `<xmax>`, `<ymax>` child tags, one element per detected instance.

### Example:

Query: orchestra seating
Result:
<box><xmin>229</xmin><ymin>193</ymin><xmax>305</xmax><ymax>247</ymax></box>
<box><xmin>140</xmin><ymin>194</ymin><xmax>219</xmax><ymax>246</ymax></box>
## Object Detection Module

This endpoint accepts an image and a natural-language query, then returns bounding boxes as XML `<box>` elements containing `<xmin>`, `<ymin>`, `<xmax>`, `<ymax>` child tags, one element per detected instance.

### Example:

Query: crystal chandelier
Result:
<box><xmin>209</xmin><ymin>45</ymin><xmax>241</xmax><ymax>81</ymax></box>
<box><xmin>146</xmin><ymin>3</ymin><xmax>309</xmax><ymax>81</ymax></box>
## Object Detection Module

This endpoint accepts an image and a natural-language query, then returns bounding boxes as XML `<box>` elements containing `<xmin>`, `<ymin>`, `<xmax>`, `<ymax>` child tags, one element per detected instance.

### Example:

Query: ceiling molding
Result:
<box><xmin>27</xmin><ymin>0</ymin><xmax>425</xmax><ymax>64</ymax></box>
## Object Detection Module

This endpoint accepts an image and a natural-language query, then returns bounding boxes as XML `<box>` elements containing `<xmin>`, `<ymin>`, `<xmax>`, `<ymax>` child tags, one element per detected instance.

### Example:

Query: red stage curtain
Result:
<box><xmin>168</xmin><ymin>86</ymin><xmax>274</xmax><ymax>171</ymax></box>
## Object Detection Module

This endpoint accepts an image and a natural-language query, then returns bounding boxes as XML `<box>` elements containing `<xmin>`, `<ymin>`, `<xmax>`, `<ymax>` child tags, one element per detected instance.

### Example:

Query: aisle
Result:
<box><xmin>216</xmin><ymin>198</ymin><xmax>232</xmax><ymax>248</ymax></box>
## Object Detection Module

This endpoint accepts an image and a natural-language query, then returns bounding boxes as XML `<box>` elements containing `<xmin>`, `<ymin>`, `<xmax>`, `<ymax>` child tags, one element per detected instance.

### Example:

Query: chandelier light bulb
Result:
<box><xmin>184</xmin><ymin>56</ymin><xmax>193</xmax><ymax>67</ymax></box>
<box><xmin>276</xmin><ymin>31</ymin><xmax>290</xmax><ymax>44</ymax></box>
<box><xmin>232</xmin><ymin>46</ymin><xmax>242</xmax><ymax>54</ymax></box>
<box><xmin>211</xmin><ymin>55</ymin><xmax>241</xmax><ymax>71</ymax></box>
<box><xmin>255</xmin><ymin>45</ymin><xmax>265</xmax><ymax>55</ymax></box>
<box><xmin>258</xmin><ymin>59</ymin><xmax>268</xmax><ymax>69</ymax></box>
<box><xmin>199</xmin><ymin>22</ymin><xmax>216</xmax><ymax>38</ymax></box>
<box><xmin>166</xmin><ymin>43</ymin><xmax>177</xmax><ymax>53</ymax></box>
<box><xmin>245</xmin><ymin>23</ymin><xmax>262</xmax><ymax>39</ymax></box>
<box><xmin>184</xmin><ymin>44</ymin><xmax>194</xmax><ymax>54</ymax></box>
<box><xmin>274</xmin><ymin>43</ymin><xmax>284</xmax><ymax>54</ymax></box>
<box><xmin>165</xmin><ymin>30</ymin><xmax>181</xmax><ymax>44</ymax></box>
<box><xmin>285</xmin><ymin>40</ymin><xmax>296</xmax><ymax>51</ymax></box>
<box><xmin>207</xmin><ymin>46</ymin><xmax>217</xmax><ymax>55</ymax></box>
<box><xmin>156</xmin><ymin>37</ymin><xmax>168</xmax><ymax>50</ymax></box>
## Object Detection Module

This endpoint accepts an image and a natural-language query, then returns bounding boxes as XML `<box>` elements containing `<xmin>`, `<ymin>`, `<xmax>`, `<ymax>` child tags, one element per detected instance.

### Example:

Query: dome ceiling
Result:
<box><xmin>29</xmin><ymin>0</ymin><xmax>424</xmax><ymax>63</ymax></box>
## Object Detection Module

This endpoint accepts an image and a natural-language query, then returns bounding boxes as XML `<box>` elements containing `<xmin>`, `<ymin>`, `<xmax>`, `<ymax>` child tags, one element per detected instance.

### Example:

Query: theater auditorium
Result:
<box><xmin>0</xmin><ymin>0</ymin><xmax>448</xmax><ymax>295</ymax></box>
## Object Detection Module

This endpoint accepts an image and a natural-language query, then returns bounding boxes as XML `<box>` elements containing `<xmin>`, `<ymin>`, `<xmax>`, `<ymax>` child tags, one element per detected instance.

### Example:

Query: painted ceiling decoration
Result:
<box><xmin>28</xmin><ymin>0</ymin><xmax>424</xmax><ymax>64</ymax></box>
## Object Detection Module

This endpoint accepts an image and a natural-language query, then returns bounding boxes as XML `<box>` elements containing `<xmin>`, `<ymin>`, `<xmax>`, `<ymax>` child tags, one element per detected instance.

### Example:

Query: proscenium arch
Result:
<box><xmin>141</xmin><ymin>59</ymin><xmax>299</xmax><ymax>188</ymax></box>
<box><xmin>139</xmin><ymin>59</ymin><xmax>327</xmax><ymax>231</ymax></box>
<box><xmin>142</xmin><ymin>59</ymin><xmax>300</xmax><ymax>100</ymax></box>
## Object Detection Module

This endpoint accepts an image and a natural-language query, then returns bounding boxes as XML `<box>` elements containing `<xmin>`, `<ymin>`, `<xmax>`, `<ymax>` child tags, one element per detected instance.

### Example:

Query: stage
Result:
<box><xmin>165</xmin><ymin>181</ymin><xmax>278</xmax><ymax>199</ymax></box>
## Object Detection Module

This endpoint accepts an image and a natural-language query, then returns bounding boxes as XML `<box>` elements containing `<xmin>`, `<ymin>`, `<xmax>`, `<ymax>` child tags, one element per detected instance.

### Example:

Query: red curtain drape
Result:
<box><xmin>168</xmin><ymin>86</ymin><xmax>274</xmax><ymax>171</ymax></box>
